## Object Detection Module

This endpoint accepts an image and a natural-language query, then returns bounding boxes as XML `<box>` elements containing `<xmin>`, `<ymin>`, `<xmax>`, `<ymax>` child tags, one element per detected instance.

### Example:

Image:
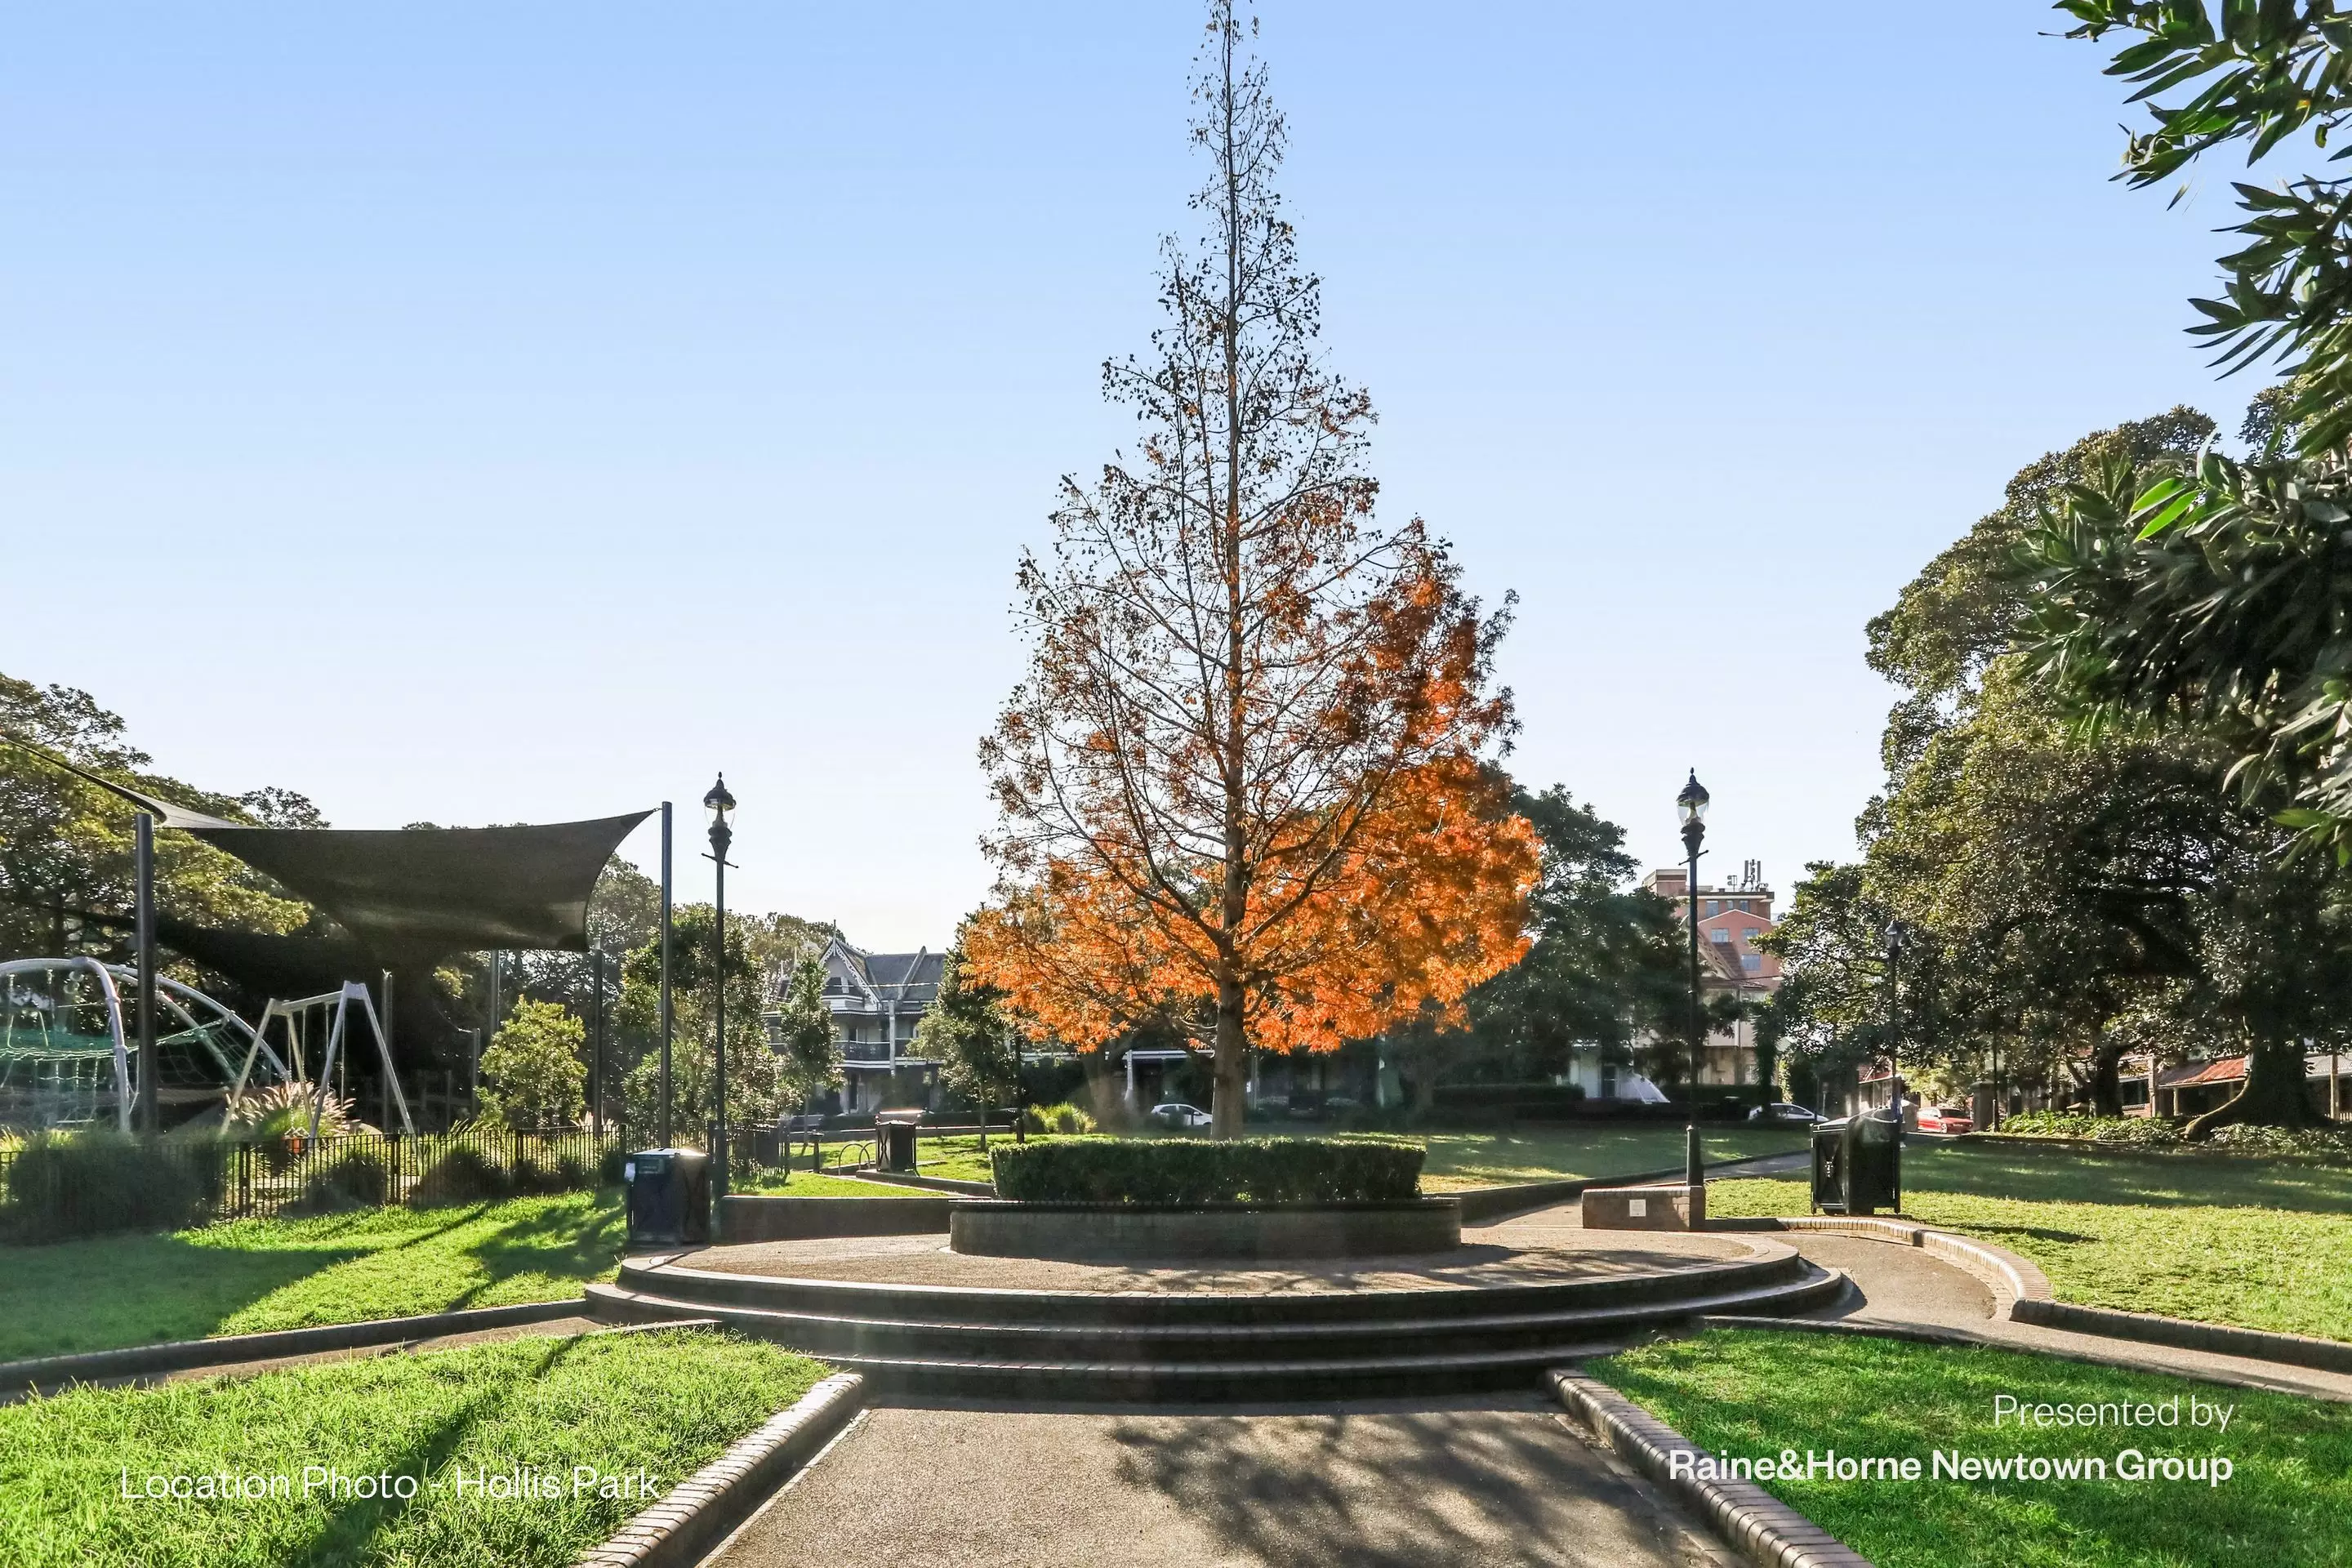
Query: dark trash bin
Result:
<box><xmin>625</xmin><ymin>1147</ymin><xmax>710</xmax><ymax>1247</ymax></box>
<box><xmin>1809</xmin><ymin>1120</ymin><xmax>1848</xmax><ymax>1214</ymax></box>
<box><xmin>877</xmin><ymin>1119</ymin><xmax>918</xmax><ymax>1173</ymax></box>
<box><xmin>1810</xmin><ymin>1112</ymin><xmax>1903</xmax><ymax>1216</ymax></box>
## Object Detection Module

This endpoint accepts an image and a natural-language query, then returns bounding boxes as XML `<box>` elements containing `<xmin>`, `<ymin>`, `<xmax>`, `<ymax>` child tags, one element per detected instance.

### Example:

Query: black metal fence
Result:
<box><xmin>0</xmin><ymin>1126</ymin><xmax>624</xmax><ymax>1241</ymax></box>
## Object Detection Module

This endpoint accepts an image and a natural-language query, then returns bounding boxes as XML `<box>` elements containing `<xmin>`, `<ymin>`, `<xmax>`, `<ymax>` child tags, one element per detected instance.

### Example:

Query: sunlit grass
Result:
<box><xmin>1593</xmin><ymin>1329</ymin><xmax>2352</xmax><ymax>1568</ymax></box>
<box><xmin>0</xmin><ymin>1192</ymin><xmax>626</xmax><ymax>1362</ymax></box>
<box><xmin>0</xmin><ymin>1327</ymin><xmax>826</xmax><ymax>1568</ymax></box>
<box><xmin>1709</xmin><ymin>1142</ymin><xmax>2352</xmax><ymax>1342</ymax></box>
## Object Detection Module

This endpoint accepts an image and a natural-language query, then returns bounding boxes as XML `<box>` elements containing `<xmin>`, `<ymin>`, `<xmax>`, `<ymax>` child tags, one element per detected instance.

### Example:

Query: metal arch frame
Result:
<box><xmin>0</xmin><ymin>958</ymin><xmax>294</xmax><ymax>1134</ymax></box>
<box><xmin>0</xmin><ymin>949</ymin><xmax>303</xmax><ymax>1133</ymax></box>
<box><xmin>235</xmin><ymin>983</ymin><xmax>414</xmax><ymax>1138</ymax></box>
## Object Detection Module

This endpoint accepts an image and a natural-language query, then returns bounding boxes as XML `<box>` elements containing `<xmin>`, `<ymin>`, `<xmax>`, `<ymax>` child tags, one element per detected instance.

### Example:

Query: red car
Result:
<box><xmin>1916</xmin><ymin>1104</ymin><xmax>1974</xmax><ymax>1134</ymax></box>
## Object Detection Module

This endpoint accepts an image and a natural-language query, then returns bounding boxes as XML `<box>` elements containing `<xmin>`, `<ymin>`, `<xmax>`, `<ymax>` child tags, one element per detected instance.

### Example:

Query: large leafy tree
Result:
<box><xmin>914</xmin><ymin>928</ymin><xmax>1026</xmax><ymax>1113</ymax></box>
<box><xmin>1433</xmin><ymin>784</ymin><xmax>1684</xmax><ymax>1099</ymax></box>
<box><xmin>617</xmin><ymin>903</ymin><xmax>788</xmax><ymax>1135</ymax></box>
<box><xmin>1776</xmin><ymin>411</ymin><xmax>2352</xmax><ymax>1127</ymax></box>
<box><xmin>2022</xmin><ymin>8</ymin><xmax>2352</xmax><ymax>860</ymax></box>
<box><xmin>1</xmin><ymin>672</ymin><xmax>318</xmax><ymax>966</ymax></box>
<box><xmin>771</xmin><ymin>953</ymin><xmax>844</xmax><ymax>1108</ymax></box>
<box><xmin>968</xmin><ymin>5</ymin><xmax>1536</xmax><ymax>1136</ymax></box>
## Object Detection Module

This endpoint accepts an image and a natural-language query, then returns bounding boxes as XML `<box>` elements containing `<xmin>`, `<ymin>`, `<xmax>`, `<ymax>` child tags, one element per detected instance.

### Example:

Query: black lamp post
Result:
<box><xmin>1885</xmin><ymin>919</ymin><xmax>1905</xmax><ymax>1134</ymax></box>
<box><xmin>1676</xmin><ymin>770</ymin><xmax>1709</xmax><ymax>1089</ymax></box>
<box><xmin>704</xmin><ymin>774</ymin><xmax>737</xmax><ymax>1209</ymax></box>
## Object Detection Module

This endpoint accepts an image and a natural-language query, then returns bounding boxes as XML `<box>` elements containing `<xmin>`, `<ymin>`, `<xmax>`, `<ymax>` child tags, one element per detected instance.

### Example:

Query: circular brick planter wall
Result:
<box><xmin>948</xmin><ymin>1198</ymin><xmax>1462</xmax><ymax>1260</ymax></box>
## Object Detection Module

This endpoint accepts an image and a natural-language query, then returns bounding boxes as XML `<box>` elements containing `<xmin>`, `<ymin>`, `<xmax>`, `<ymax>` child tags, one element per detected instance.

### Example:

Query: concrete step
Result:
<box><xmin>583</xmin><ymin>1265</ymin><xmax>1846</xmax><ymax>1397</ymax></box>
<box><xmin>810</xmin><ymin>1341</ymin><xmax>1645</xmax><ymax>1401</ymax></box>
<box><xmin>615</xmin><ymin>1247</ymin><xmax>1806</xmax><ymax>1329</ymax></box>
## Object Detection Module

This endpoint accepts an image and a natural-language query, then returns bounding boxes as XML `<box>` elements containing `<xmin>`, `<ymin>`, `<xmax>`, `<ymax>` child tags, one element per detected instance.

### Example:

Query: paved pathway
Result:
<box><xmin>707</xmin><ymin>1395</ymin><xmax>1735</xmax><ymax>1568</ymax></box>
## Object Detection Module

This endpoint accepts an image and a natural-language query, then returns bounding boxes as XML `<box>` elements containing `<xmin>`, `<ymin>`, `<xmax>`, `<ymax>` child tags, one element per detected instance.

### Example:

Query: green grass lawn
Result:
<box><xmin>1412</xmin><ymin>1125</ymin><xmax>1806</xmax><ymax>1188</ymax></box>
<box><xmin>0</xmin><ymin>1192</ymin><xmax>626</xmax><ymax>1364</ymax></box>
<box><xmin>1708</xmin><ymin>1140</ymin><xmax>2352</xmax><ymax>1343</ymax></box>
<box><xmin>0</xmin><ymin>1326</ymin><xmax>827</xmax><ymax>1568</ymax></box>
<box><xmin>1592</xmin><ymin>1329</ymin><xmax>2352</xmax><ymax>1568</ymax></box>
<box><xmin>903</xmin><ymin>1125</ymin><xmax>1808</xmax><ymax>1189</ymax></box>
<box><xmin>729</xmin><ymin>1169</ymin><xmax>941</xmax><ymax>1197</ymax></box>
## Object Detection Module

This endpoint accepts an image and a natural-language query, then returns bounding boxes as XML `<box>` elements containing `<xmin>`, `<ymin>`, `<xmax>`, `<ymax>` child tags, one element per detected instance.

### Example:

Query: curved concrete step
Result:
<box><xmin>813</xmin><ymin>1342</ymin><xmax>1643</xmax><ymax>1401</ymax></box>
<box><xmin>584</xmin><ymin>1264</ymin><xmax>1846</xmax><ymax>1398</ymax></box>
<box><xmin>616</xmin><ymin>1244</ymin><xmax>1807</xmax><ymax>1329</ymax></box>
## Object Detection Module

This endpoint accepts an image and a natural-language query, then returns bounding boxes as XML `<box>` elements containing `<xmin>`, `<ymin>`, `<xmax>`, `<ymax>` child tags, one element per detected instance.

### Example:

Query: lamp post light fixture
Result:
<box><xmin>704</xmin><ymin>775</ymin><xmax>737</xmax><ymax>1212</ymax></box>
<box><xmin>1676</xmin><ymin>770</ymin><xmax>1709</xmax><ymax>1091</ymax></box>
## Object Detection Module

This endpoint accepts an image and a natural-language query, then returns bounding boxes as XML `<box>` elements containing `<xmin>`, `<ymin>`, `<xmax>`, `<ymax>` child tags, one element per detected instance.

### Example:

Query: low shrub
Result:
<box><xmin>989</xmin><ymin>1136</ymin><xmax>1423</xmax><ymax>1204</ymax></box>
<box><xmin>1997</xmin><ymin>1111</ymin><xmax>2185</xmax><ymax>1147</ymax></box>
<box><xmin>1022</xmin><ymin>1102</ymin><xmax>1098</xmax><ymax>1136</ymax></box>
<box><xmin>2204</xmin><ymin>1122</ymin><xmax>2352</xmax><ymax>1162</ymax></box>
<box><xmin>300</xmin><ymin>1147</ymin><xmax>393</xmax><ymax>1211</ymax></box>
<box><xmin>1997</xmin><ymin>1111</ymin><xmax>2352</xmax><ymax>1162</ymax></box>
<box><xmin>408</xmin><ymin>1143</ymin><xmax>512</xmax><ymax>1205</ymax></box>
<box><xmin>1</xmin><ymin>1132</ymin><xmax>225</xmax><ymax>1241</ymax></box>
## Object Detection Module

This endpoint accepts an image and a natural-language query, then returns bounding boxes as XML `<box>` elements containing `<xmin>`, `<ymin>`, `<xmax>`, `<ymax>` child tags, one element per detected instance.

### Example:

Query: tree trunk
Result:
<box><xmin>1211</xmin><ymin>969</ymin><xmax>1249</xmax><ymax>1138</ymax></box>
<box><xmin>2087</xmin><ymin>1036</ymin><xmax>2127</xmax><ymax>1119</ymax></box>
<box><xmin>2186</xmin><ymin>1036</ymin><xmax>2322</xmax><ymax>1137</ymax></box>
<box><xmin>1080</xmin><ymin>1045</ymin><xmax>1127</xmax><ymax>1129</ymax></box>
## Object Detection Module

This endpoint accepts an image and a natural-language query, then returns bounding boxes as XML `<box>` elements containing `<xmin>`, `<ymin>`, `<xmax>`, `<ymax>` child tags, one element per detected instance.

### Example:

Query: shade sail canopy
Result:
<box><xmin>192</xmin><ymin>814</ymin><xmax>650</xmax><ymax>952</ymax></box>
<box><xmin>2</xmin><ymin>732</ymin><xmax>650</xmax><ymax>953</ymax></box>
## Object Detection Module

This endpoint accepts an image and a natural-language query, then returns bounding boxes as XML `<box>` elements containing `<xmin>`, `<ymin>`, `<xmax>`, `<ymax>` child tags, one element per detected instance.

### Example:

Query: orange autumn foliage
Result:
<box><xmin>968</xmin><ymin>755</ymin><xmax>1538</xmax><ymax>1055</ymax></box>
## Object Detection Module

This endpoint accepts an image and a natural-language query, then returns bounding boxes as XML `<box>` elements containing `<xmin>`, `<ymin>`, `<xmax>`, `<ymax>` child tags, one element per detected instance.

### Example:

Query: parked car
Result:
<box><xmin>1747</xmin><ymin>1102</ymin><xmax>1825</xmax><ymax>1125</ymax></box>
<box><xmin>1148</xmin><ymin>1102</ymin><xmax>1213</xmax><ymax>1130</ymax></box>
<box><xmin>1916</xmin><ymin>1104</ymin><xmax>1975</xmax><ymax>1134</ymax></box>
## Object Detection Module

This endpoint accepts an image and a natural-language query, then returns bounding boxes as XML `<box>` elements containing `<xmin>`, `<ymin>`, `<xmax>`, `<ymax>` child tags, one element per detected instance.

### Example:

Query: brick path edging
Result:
<box><xmin>1767</xmin><ymin>1217</ymin><xmax>2053</xmax><ymax>1309</ymax></box>
<box><xmin>1548</xmin><ymin>1367</ymin><xmax>1870</xmax><ymax>1568</ymax></box>
<box><xmin>2008</xmin><ymin>1298</ymin><xmax>2352</xmax><ymax>1374</ymax></box>
<box><xmin>575</xmin><ymin>1372</ymin><xmax>866</xmax><ymax>1568</ymax></box>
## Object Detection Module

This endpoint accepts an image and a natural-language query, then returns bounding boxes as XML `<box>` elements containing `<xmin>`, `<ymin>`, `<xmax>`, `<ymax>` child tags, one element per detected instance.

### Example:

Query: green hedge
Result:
<box><xmin>1</xmin><ymin>1133</ymin><xmax>226</xmax><ymax>1242</ymax></box>
<box><xmin>988</xmin><ymin>1136</ymin><xmax>1423</xmax><ymax>1204</ymax></box>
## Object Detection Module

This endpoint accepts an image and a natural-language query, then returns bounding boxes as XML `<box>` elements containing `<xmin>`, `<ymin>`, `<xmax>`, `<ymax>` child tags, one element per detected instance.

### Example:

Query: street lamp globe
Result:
<box><xmin>1675</xmin><ymin>769</ymin><xmax>1709</xmax><ymax>826</ymax></box>
<box><xmin>703</xmin><ymin>774</ymin><xmax>736</xmax><ymax>823</ymax></box>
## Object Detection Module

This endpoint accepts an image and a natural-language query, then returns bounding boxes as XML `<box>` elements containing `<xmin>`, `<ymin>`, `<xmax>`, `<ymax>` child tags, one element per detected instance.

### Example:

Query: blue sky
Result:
<box><xmin>0</xmin><ymin>3</ymin><xmax>2271</xmax><ymax>947</ymax></box>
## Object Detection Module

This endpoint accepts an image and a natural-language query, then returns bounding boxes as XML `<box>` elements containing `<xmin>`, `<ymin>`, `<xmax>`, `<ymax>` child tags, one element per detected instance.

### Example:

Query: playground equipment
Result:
<box><xmin>0</xmin><ymin>957</ymin><xmax>290</xmax><ymax>1133</ymax></box>
<box><xmin>230</xmin><ymin>981</ymin><xmax>415</xmax><ymax>1138</ymax></box>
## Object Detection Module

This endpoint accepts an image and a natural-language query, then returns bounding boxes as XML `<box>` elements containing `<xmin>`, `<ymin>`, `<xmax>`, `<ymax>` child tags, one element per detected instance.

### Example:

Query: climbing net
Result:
<box><xmin>0</xmin><ymin>958</ymin><xmax>286</xmax><ymax>1132</ymax></box>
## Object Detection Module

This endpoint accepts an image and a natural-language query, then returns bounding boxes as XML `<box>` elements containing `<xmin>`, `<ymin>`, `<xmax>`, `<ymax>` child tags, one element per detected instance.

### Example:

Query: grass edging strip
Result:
<box><xmin>1679</xmin><ymin>1312</ymin><xmax>2352</xmax><ymax>1401</ymax></box>
<box><xmin>0</xmin><ymin>1294</ymin><xmax>587</xmax><ymax>1395</ymax></box>
<box><xmin>1547</xmin><ymin>1365</ymin><xmax>1869</xmax><ymax>1568</ymax></box>
<box><xmin>2009</xmin><ymin>1297</ymin><xmax>2352</xmax><ymax>1374</ymax></box>
<box><xmin>575</xmin><ymin>1370</ymin><xmax>866</xmax><ymax>1568</ymax></box>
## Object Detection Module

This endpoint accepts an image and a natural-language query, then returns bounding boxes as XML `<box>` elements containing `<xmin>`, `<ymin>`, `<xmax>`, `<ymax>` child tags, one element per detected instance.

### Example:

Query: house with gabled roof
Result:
<box><xmin>813</xmin><ymin>935</ymin><xmax>946</xmax><ymax>1114</ymax></box>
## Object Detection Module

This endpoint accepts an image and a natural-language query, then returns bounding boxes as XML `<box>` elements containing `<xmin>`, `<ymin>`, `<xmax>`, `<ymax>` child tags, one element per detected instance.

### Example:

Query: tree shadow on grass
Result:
<box><xmin>287</xmin><ymin>1334</ymin><xmax>585</xmax><ymax>1566</ymax></box>
<box><xmin>440</xmin><ymin>1200</ymin><xmax>626</xmax><ymax>1311</ymax></box>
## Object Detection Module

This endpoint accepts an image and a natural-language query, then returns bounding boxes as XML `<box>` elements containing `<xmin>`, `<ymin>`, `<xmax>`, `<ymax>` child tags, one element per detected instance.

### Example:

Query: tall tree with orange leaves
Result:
<box><xmin>970</xmin><ymin>3</ymin><xmax>1537</xmax><ymax>1137</ymax></box>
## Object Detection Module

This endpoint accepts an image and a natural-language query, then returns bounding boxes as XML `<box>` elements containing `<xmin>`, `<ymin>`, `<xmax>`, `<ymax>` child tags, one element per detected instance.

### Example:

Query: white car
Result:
<box><xmin>1149</xmin><ymin>1102</ymin><xmax>1213</xmax><ymax>1129</ymax></box>
<box><xmin>1747</xmin><ymin>1102</ymin><xmax>1825</xmax><ymax>1125</ymax></box>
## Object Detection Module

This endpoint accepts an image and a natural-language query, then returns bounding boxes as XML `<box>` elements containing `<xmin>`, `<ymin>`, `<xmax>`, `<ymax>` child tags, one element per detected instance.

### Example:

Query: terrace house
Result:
<box><xmin>815</xmin><ymin>936</ymin><xmax>945</xmax><ymax>1115</ymax></box>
